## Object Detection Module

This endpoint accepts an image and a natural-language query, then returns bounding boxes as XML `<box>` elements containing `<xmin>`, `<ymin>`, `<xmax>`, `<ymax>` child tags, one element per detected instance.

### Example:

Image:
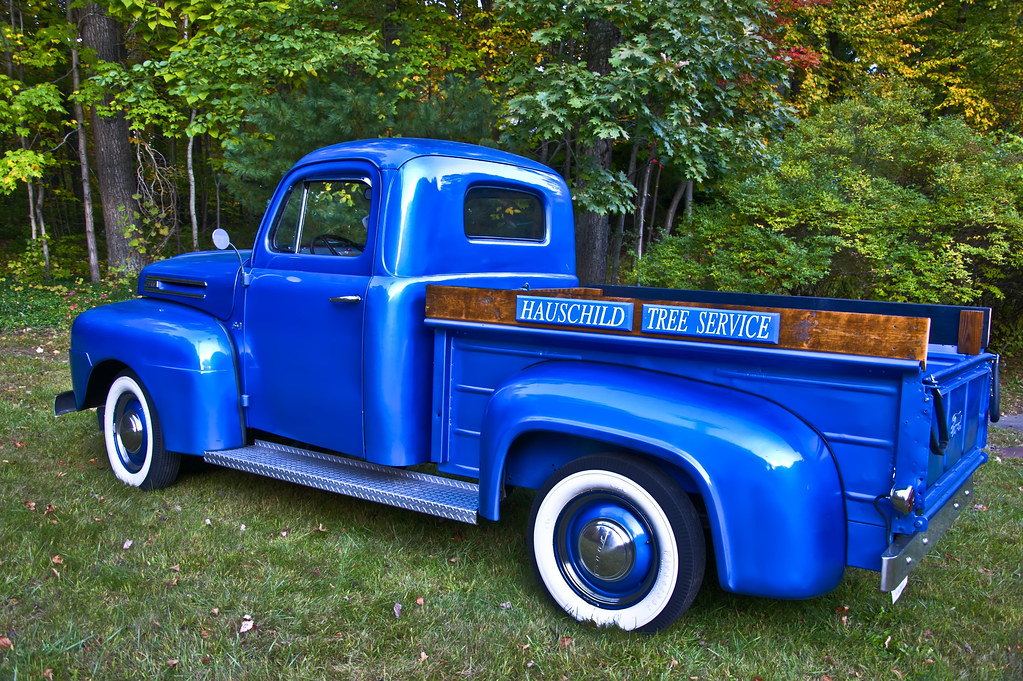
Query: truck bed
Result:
<box><xmin>425</xmin><ymin>284</ymin><xmax>996</xmax><ymax>579</ymax></box>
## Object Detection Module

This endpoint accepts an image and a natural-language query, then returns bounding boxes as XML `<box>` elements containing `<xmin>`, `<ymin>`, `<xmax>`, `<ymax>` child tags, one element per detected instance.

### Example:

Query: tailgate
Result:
<box><xmin>881</xmin><ymin>352</ymin><xmax>997</xmax><ymax>591</ymax></box>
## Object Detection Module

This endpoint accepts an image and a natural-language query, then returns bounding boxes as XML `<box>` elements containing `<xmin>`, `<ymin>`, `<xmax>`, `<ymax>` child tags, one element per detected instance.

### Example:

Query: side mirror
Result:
<box><xmin>212</xmin><ymin>228</ymin><xmax>232</xmax><ymax>251</ymax></box>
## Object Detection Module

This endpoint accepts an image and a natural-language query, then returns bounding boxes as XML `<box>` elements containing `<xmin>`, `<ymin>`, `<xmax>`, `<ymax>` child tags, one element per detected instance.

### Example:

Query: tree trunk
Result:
<box><xmin>574</xmin><ymin>18</ymin><xmax>621</xmax><ymax>286</ymax></box>
<box><xmin>80</xmin><ymin>2</ymin><xmax>140</xmax><ymax>273</ymax></box>
<box><xmin>187</xmin><ymin>109</ymin><xmax>199</xmax><ymax>250</ymax></box>
<box><xmin>663</xmin><ymin>180</ymin><xmax>687</xmax><ymax>237</ymax></box>
<box><xmin>609</xmin><ymin>143</ymin><xmax>639</xmax><ymax>284</ymax></box>
<box><xmin>69</xmin><ymin>2</ymin><xmax>101</xmax><ymax>282</ymax></box>
<box><xmin>34</xmin><ymin>184</ymin><xmax>51</xmax><ymax>278</ymax></box>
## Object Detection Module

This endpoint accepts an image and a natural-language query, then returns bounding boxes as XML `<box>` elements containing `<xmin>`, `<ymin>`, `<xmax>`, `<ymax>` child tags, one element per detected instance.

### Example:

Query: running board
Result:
<box><xmin>204</xmin><ymin>440</ymin><xmax>479</xmax><ymax>524</ymax></box>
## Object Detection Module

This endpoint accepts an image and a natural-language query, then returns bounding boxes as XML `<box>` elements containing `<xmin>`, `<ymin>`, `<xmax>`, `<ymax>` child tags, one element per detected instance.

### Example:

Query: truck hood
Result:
<box><xmin>138</xmin><ymin>250</ymin><xmax>250</xmax><ymax>321</ymax></box>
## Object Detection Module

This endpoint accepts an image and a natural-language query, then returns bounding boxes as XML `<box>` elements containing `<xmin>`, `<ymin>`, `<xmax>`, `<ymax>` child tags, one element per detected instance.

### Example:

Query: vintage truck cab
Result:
<box><xmin>55</xmin><ymin>138</ymin><xmax>999</xmax><ymax>632</ymax></box>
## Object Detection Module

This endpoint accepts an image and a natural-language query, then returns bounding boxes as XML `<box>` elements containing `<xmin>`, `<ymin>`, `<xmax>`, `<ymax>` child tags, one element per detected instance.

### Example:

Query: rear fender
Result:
<box><xmin>479</xmin><ymin>361</ymin><xmax>846</xmax><ymax>599</ymax></box>
<box><xmin>67</xmin><ymin>298</ymin><xmax>244</xmax><ymax>455</ymax></box>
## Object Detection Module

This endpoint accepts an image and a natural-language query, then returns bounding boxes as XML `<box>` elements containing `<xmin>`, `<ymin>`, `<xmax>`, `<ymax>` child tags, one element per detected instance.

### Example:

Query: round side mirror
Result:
<box><xmin>212</xmin><ymin>228</ymin><xmax>231</xmax><ymax>251</ymax></box>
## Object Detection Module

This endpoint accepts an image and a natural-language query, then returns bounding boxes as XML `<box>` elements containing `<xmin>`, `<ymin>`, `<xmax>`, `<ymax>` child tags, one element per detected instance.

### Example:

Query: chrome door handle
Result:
<box><xmin>329</xmin><ymin>295</ymin><xmax>362</xmax><ymax>304</ymax></box>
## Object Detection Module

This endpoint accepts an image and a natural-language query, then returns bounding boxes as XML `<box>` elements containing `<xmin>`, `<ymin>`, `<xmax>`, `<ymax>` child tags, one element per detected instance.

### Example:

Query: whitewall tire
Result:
<box><xmin>528</xmin><ymin>454</ymin><xmax>705</xmax><ymax>632</ymax></box>
<box><xmin>103</xmin><ymin>371</ymin><xmax>180</xmax><ymax>490</ymax></box>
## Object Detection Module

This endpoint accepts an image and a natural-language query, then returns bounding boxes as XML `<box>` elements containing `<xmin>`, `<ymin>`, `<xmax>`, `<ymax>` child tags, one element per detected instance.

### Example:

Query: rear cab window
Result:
<box><xmin>464</xmin><ymin>187</ymin><xmax>546</xmax><ymax>242</ymax></box>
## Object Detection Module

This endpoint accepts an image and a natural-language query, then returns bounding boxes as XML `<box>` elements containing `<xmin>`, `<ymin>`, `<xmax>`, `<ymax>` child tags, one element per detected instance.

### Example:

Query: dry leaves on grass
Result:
<box><xmin>239</xmin><ymin>615</ymin><xmax>255</xmax><ymax>634</ymax></box>
<box><xmin>393</xmin><ymin>602</ymin><xmax>403</xmax><ymax>619</ymax></box>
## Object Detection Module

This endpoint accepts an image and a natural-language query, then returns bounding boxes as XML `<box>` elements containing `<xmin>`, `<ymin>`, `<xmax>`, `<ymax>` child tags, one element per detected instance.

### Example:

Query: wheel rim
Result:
<box><xmin>555</xmin><ymin>492</ymin><xmax>658</xmax><ymax>609</ymax></box>
<box><xmin>113</xmin><ymin>394</ymin><xmax>148</xmax><ymax>473</ymax></box>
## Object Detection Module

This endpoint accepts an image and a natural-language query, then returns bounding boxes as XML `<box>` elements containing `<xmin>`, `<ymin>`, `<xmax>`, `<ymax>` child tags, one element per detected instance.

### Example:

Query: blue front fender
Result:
<box><xmin>479</xmin><ymin>361</ymin><xmax>846</xmax><ymax>600</ymax></box>
<box><xmin>67</xmin><ymin>298</ymin><xmax>244</xmax><ymax>455</ymax></box>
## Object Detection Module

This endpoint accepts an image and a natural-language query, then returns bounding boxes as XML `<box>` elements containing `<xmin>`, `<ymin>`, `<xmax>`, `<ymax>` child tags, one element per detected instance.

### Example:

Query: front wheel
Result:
<box><xmin>528</xmin><ymin>454</ymin><xmax>705</xmax><ymax>632</ymax></box>
<box><xmin>102</xmin><ymin>371</ymin><xmax>180</xmax><ymax>490</ymax></box>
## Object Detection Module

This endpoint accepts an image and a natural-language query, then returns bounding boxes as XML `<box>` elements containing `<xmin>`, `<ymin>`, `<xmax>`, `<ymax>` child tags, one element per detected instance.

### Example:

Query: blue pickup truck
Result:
<box><xmin>55</xmin><ymin>138</ymin><xmax>999</xmax><ymax>632</ymax></box>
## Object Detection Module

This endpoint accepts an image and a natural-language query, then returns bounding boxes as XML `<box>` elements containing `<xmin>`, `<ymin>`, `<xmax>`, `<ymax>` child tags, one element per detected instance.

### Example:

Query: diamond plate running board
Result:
<box><xmin>204</xmin><ymin>440</ymin><xmax>479</xmax><ymax>524</ymax></box>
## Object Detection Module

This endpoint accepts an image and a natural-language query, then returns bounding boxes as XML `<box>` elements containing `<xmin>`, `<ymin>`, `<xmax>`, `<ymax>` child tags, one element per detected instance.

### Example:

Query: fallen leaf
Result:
<box><xmin>166</xmin><ymin>576</ymin><xmax>179</xmax><ymax>587</ymax></box>
<box><xmin>448</xmin><ymin>557</ymin><xmax>458</xmax><ymax>563</ymax></box>
<box><xmin>203</xmin><ymin>655</ymin><xmax>212</xmax><ymax>664</ymax></box>
<box><xmin>166</xmin><ymin>659</ymin><xmax>179</xmax><ymax>668</ymax></box>
<box><xmin>825</xmin><ymin>655</ymin><xmax>837</xmax><ymax>664</ymax></box>
<box><xmin>200</xmin><ymin>629</ymin><xmax>212</xmax><ymax>639</ymax></box>
<box><xmin>52</xmin><ymin>555</ymin><xmax>64</xmax><ymax>565</ymax></box>
<box><xmin>419</xmin><ymin>651</ymin><xmax>428</xmax><ymax>663</ymax></box>
<box><xmin>500</xmin><ymin>601</ymin><xmax>512</xmax><ymax>610</ymax></box>
<box><xmin>526</xmin><ymin>660</ymin><xmax>535</xmax><ymax>668</ymax></box>
<box><xmin>211</xmin><ymin>608</ymin><xmax>219</xmax><ymax>616</ymax></box>
<box><xmin>519</xmin><ymin>643</ymin><xmax>530</xmax><ymax>651</ymax></box>
<box><xmin>88</xmin><ymin>457</ymin><xmax>97</xmax><ymax>464</ymax></box>
<box><xmin>393</xmin><ymin>602</ymin><xmax>403</xmax><ymax>619</ymax></box>
<box><xmin>669</xmin><ymin>659</ymin><xmax>679</xmax><ymax>668</ymax></box>
<box><xmin>170</xmin><ymin>564</ymin><xmax>180</xmax><ymax>572</ymax></box>
<box><xmin>44</xmin><ymin>503</ymin><xmax>55</xmax><ymax>515</ymax></box>
<box><xmin>416</xmin><ymin>596</ymin><xmax>424</xmax><ymax>606</ymax></box>
<box><xmin>51</xmin><ymin>568</ymin><xmax>60</xmax><ymax>579</ymax></box>
<box><xmin>43</xmin><ymin>670</ymin><xmax>53</xmax><ymax>680</ymax></box>
<box><xmin>122</xmin><ymin>539</ymin><xmax>133</xmax><ymax>550</ymax></box>
<box><xmin>885</xmin><ymin>636</ymin><xmax>892</xmax><ymax>650</ymax></box>
<box><xmin>559</xmin><ymin>636</ymin><xmax>573</xmax><ymax>649</ymax></box>
<box><xmin>315</xmin><ymin>523</ymin><xmax>327</xmax><ymax>532</ymax></box>
<box><xmin>239</xmin><ymin>615</ymin><xmax>254</xmax><ymax>634</ymax></box>
<box><xmin>979</xmin><ymin>567</ymin><xmax>995</xmax><ymax>576</ymax></box>
<box><xmin>0</xmin><ymin>636</ymin><xmax>12</xmax><ymax>649</ymax></box>
<box><xmin>22</xmin><ymin>500</ymin><xmax>35</xmax><ymax>511</ymax></box>
<box><xmin>973</xmin><ymin>504</ymin><xmax>988</xmax><ymax>511</ymax></box>
<box><xmin>835</xmin><ymin>605</ymin><xmax>849</xmax><ymax>614</ymax></box>
<box><xmin>841</xmin><ymin>615</ymin><xmax>849</xmax><ymax>627</ymax></box>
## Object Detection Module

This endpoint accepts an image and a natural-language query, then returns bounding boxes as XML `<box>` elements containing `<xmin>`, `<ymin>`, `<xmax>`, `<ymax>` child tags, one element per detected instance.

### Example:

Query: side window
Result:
<box><xmin>270</xmin><ymin>179</ymin><xmax>372</xmax><ymax>256</ymax></box>
<box><xmin>464</xmin><ymin>187</ymin><xmax>545</xmax><ymax>242</ymax></box>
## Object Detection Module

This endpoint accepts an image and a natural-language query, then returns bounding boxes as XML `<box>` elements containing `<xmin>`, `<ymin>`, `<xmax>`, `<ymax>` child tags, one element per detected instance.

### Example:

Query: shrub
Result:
<box><xmin>639</xmin><ymin>81</ymin><xmax>1023</xmax><ymax>306</ymax></box>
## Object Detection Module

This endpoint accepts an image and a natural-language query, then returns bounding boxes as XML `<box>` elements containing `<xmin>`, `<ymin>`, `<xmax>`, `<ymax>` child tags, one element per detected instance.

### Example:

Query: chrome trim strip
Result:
<box><xmin>143</xmin><ymin>275</ymin><xmax>208</xmax><ymax>299</ymax></box>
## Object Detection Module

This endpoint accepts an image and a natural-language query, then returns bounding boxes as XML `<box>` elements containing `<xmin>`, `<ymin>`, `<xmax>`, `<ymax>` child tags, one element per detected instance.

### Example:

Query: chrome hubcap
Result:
<box><xmin>577</xmin><ymin>519</ymin><xmax>636</xmax><ymax>582</ymax></box>
<box><xmin>118</xmin><ymin>410</ymin><xmax>144</xmax><ymax>454</ymax></box>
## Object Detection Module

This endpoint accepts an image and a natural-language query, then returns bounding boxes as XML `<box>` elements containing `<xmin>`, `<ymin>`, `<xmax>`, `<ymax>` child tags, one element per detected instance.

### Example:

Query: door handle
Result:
<box><xmin>329</xmin><ymin>295</ymin><xmax>362</xmax><ymax>304</ymax></box>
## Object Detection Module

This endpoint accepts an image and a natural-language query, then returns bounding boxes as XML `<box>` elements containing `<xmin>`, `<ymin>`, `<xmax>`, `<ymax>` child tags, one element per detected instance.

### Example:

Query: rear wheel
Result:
<box><xmin>528</xmin><ymin>454</ymin><xmax>705</xmax><ymax>632</ymax></box>
<box><xmin>102</xmin><ymin>371</ymin><xmax>180</xmax><ymax>490</ymax></box>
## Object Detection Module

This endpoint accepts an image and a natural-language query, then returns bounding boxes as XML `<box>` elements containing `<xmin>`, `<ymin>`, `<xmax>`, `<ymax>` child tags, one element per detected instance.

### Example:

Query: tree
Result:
<box><xmin>500</xmin><ymin>0</ymin><xmax>795</xmax><ymax>284</ymax></box>
<box><xmin>774</xmin><ymin>0</ymin><xmax>1023</xmax><ymax>131</ymax></box>
<box><xmin>638</xmin><ymin>82</ymin><xmax>1023</xmax><ymax>305</ymax></box>
<box><xmin>80</xmin><ymin>2</ymin><xmax>141</xmax><ymax>272</ymax></box>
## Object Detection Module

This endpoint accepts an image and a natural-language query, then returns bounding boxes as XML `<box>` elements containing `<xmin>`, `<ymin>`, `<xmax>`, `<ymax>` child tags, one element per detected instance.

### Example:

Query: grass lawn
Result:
<box><xmin>2</xmin><ymin>329</ymin><xmax>1021</xmax><ymax>680</ymax></box>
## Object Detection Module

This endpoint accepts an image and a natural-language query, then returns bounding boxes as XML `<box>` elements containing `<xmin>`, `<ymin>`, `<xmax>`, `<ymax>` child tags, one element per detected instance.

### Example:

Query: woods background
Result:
<box><xmin>3</xmin><ymin>0</ymin><xmax>1022</xmax><ymax>349</ymax></box>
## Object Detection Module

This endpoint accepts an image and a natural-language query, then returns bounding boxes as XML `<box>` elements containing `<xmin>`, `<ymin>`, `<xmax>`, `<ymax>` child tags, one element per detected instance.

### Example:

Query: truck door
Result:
<box><xmin>242</xmin><ymin>174</ymin><xmax>376</xmax><ymax>457</ymax></box>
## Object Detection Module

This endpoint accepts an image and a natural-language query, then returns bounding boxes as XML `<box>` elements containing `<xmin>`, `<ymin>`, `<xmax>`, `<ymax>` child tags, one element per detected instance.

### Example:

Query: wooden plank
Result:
<box><xmin>425</xmin><ymin>285</ymin><xmax>931</xmax><ymax>363</ymax></box>
<box><xmin>601</xmin><ymin>284</ymin><xmax>989</xmax><ymax>348</ymax></box>
<box><xmin>958</xmin><ymin>309</ymin><xmax>986</xmax><ymax>355</ymax></box>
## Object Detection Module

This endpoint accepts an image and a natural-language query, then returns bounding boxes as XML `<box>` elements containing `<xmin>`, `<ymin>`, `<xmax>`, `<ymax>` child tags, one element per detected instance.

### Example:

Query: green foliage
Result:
<box><xmin>501</xmin><ymin>0</ymin><xmax>795</xmax><ymax>215</ymax></box>
<box><xmin>0</xmin><ymin>277</ymin><xmax>135</xmax><ymax>331</ymax></box>
<box><xmin>639</xmin><ymin>82</ymin><xmax>1023</xmax><ymax>304</ymax></box>
<box><xmin>222</xmin><ymin>75</ymin><xmax>499</xmax><ymax>215</ymax></box>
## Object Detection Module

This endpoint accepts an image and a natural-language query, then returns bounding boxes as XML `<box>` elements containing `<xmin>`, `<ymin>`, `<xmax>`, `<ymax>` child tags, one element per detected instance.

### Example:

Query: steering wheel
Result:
<box><xmin>310</xmin><ymin>233</ymin><xmax>362</xmax><ymax>256</ymax></box>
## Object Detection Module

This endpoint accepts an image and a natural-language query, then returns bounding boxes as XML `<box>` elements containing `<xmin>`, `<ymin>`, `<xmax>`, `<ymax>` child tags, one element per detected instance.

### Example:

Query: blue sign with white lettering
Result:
<box><xmin>642</xmin><ymin>304</ymin><xmax>781</xmax><ymax>344</ymax></box>
<box><xmin>516</xmin><ymin>296</ymin><xmax>634</xmax><ymax>332</ymax></box>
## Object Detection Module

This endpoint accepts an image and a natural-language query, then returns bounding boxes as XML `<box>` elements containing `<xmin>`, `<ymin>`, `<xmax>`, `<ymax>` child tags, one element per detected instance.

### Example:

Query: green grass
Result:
<box><xmin>2</xmin><ymin>330</ymin><xmax>1022</xmax><ymax>680</ymax></box>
